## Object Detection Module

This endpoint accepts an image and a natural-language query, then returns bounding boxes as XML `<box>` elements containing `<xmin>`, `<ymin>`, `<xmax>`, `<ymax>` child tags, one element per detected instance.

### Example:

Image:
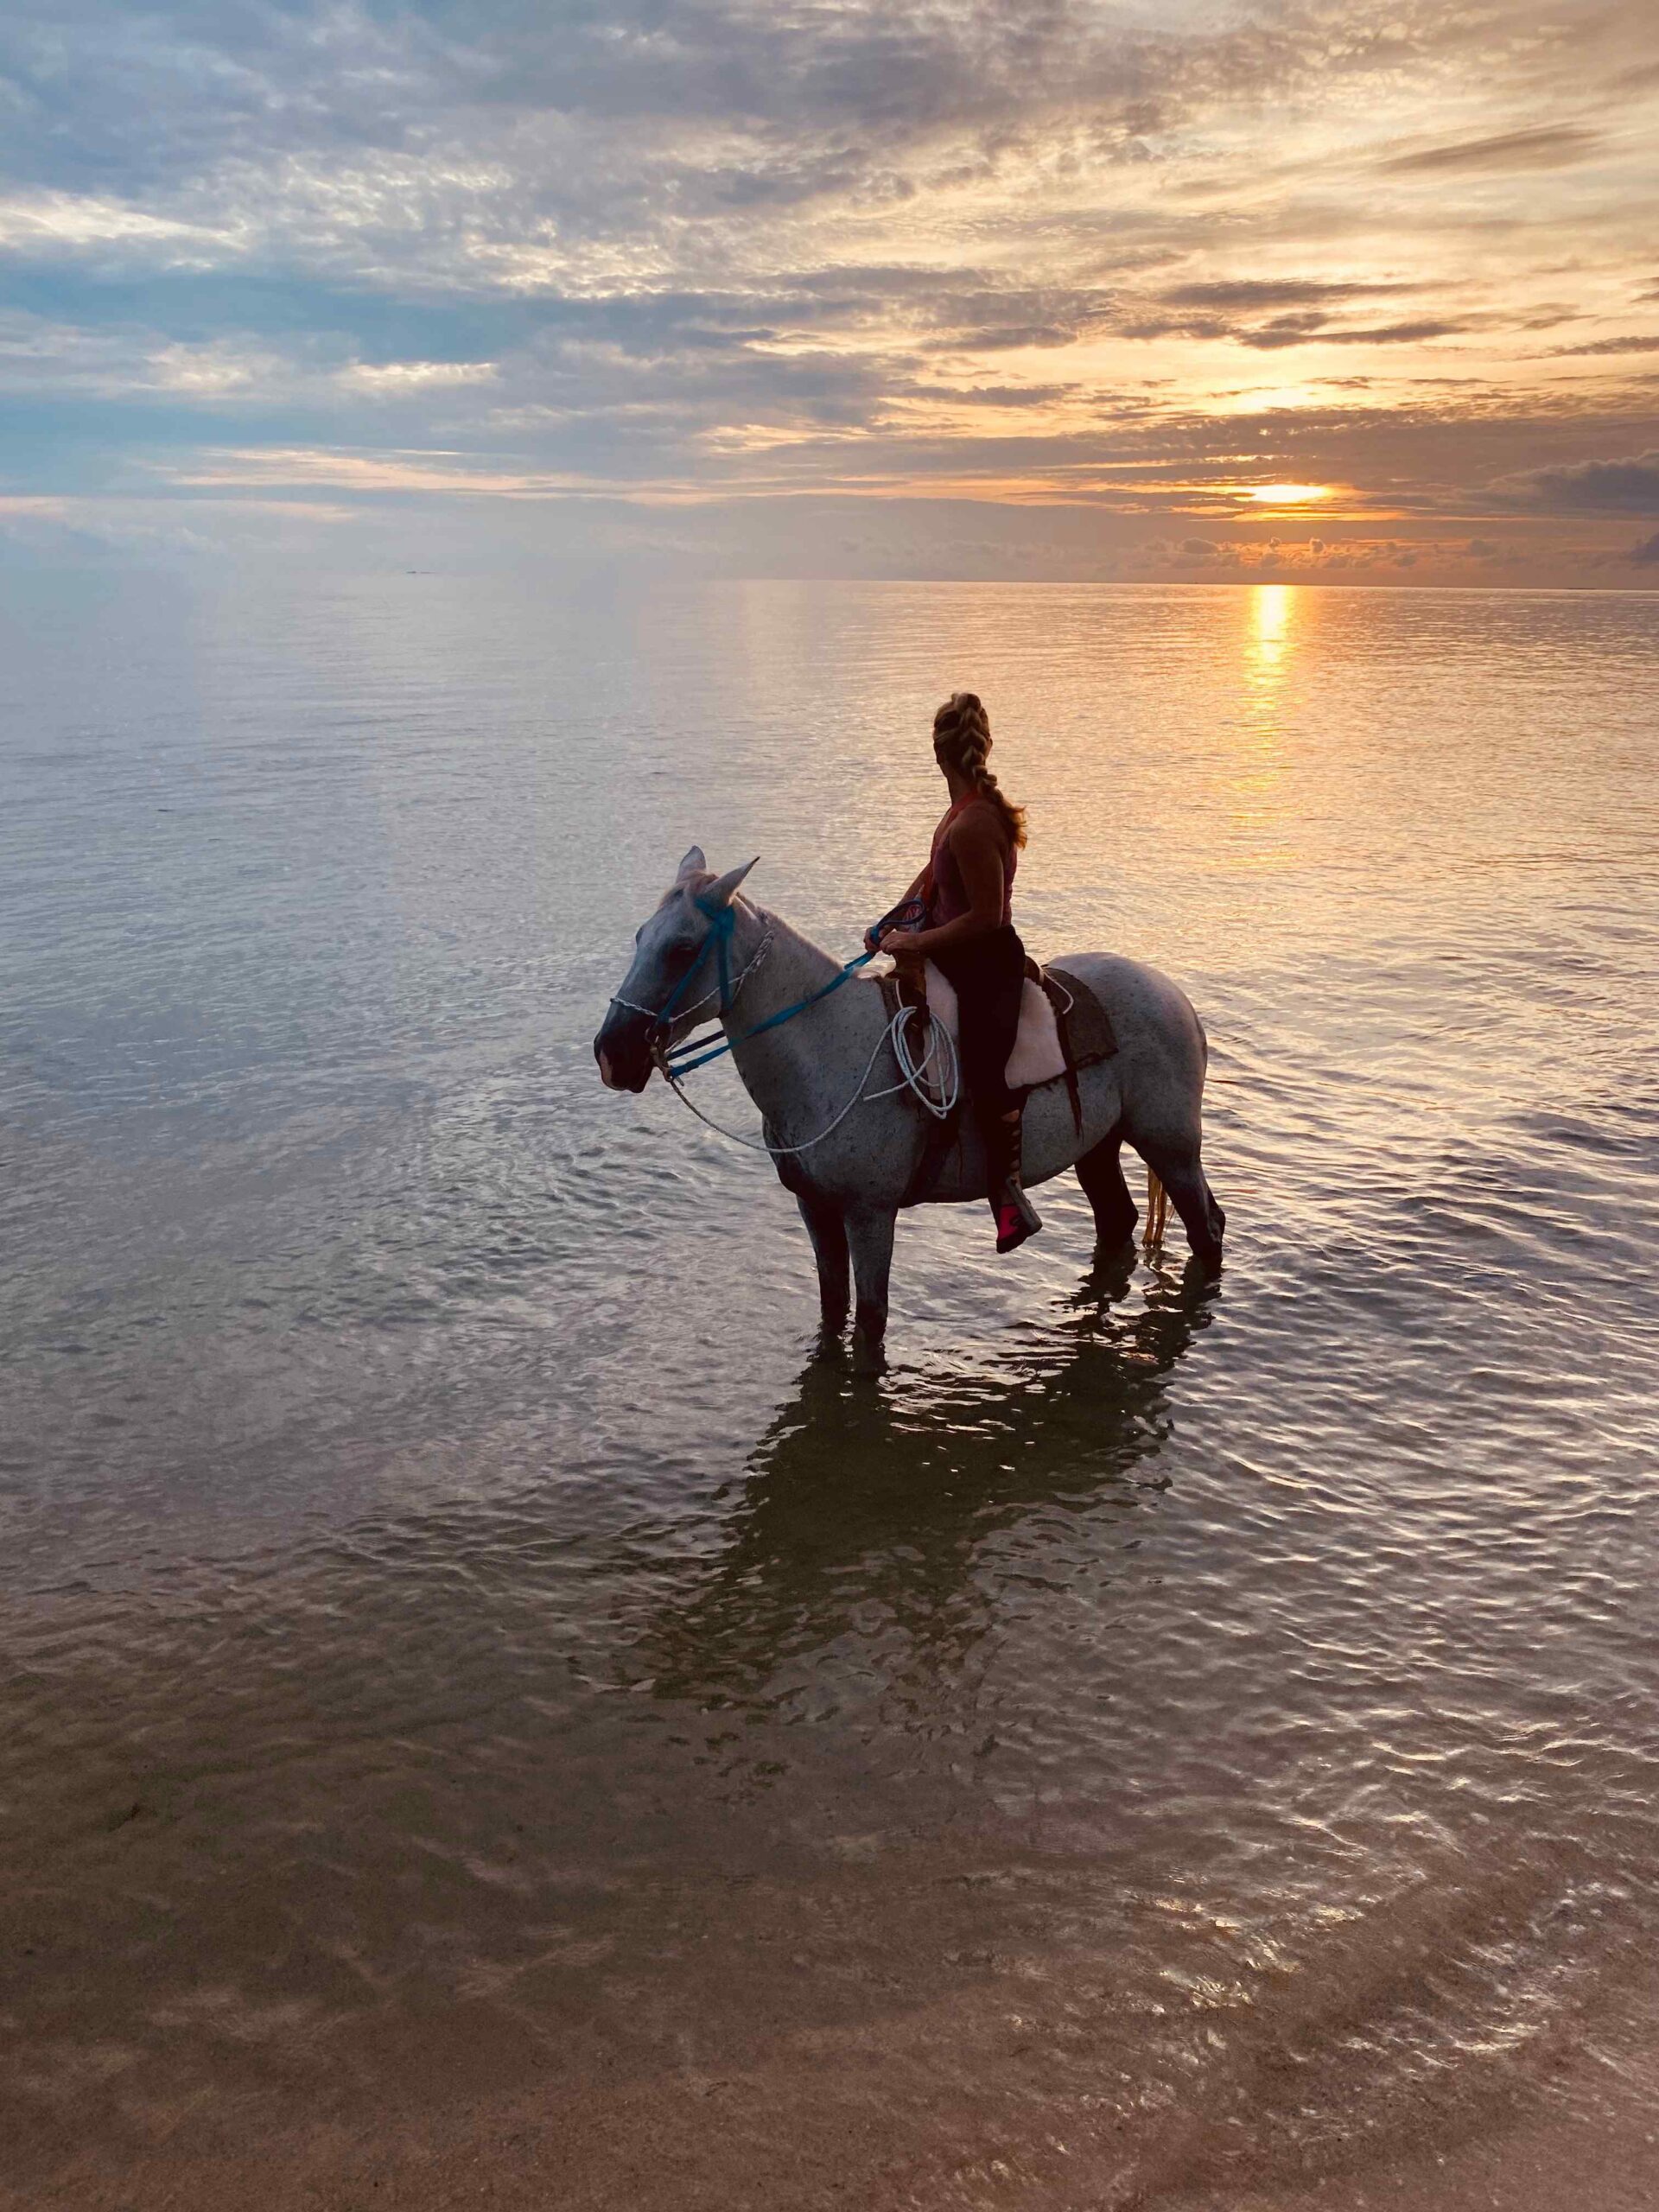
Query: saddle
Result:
<box><xmin>872</xmin><ymin>957</ymin><xmax>1117</xmax><ymax>1201</ymax></box>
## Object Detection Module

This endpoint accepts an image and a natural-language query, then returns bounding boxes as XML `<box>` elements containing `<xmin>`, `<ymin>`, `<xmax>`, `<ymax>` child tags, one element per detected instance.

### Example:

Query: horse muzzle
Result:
<box><xmin>594</xmin><ymin>1007</ymin><xmax>656</xmax><ymax>1093</ymax></box>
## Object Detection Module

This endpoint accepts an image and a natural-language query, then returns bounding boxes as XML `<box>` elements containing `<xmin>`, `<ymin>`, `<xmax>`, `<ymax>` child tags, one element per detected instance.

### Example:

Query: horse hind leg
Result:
<box><xmin>1076</xmin><ymin>1127</ymin><xmax>1138</xmax><ymax>1249</ymax></box>
<box><xmin>1138</xmin><ymin>1137</ymin><xmax>1226</xmax><ymax>1270</ymax></box>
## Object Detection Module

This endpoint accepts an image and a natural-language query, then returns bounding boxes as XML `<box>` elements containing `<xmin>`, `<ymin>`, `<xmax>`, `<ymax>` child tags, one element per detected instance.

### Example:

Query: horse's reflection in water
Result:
<box><xmin>630</xmin><ymin>1254</ymin><xmax>1221</xmax><ymax>1713</ymax></box>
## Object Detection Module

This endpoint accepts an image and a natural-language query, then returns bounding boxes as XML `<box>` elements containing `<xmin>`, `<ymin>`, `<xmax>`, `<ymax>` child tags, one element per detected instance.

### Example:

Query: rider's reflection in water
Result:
<box><xmin>628</xmin><ymin>1254</ymin><xmax>1222</xmax><ymax>1715</ymax></box>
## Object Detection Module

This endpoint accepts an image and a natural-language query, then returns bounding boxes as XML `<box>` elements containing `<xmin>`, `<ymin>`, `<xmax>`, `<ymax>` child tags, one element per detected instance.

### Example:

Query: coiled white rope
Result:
<box><xmin>663</xmin><ymin>1001</ymin><xmax>959</xmax><ymax>1158</ymax></box>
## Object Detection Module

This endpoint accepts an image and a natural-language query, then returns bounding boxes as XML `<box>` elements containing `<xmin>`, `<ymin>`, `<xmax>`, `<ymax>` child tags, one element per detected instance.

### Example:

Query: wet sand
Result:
<box><xmin>8</xmin><ymin>1885</ymin><xmax>1659</xmax><ymax>2212</ymax></box>
<box><xmin>21</xmin><ymin>2075</ymin><xmax>1659</xmax><ymax>2212</ymax></box>
<box><xmin>9</xmin><ymin>1793</ymin><xmax>1659</xmax><ymax>2210</ymax></box>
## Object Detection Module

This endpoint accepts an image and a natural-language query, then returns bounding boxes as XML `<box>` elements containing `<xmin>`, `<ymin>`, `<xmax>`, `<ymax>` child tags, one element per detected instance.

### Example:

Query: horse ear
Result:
<box><xmin>701</xmin><ymin>857</ymin><xmax>758</xmax><ymax>911</ymax></box>
<box><xmin>675</xmin><ymin>844</ymin><xmax>707</xmax><ymax>885</ymax></box>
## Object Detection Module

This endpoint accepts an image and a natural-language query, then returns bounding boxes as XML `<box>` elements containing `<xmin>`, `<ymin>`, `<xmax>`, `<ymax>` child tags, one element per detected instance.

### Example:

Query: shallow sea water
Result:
<box><xmin>2</xmin><ymin>574</ymin><xmax>1657</xmax><ymax>2208</ymax></box>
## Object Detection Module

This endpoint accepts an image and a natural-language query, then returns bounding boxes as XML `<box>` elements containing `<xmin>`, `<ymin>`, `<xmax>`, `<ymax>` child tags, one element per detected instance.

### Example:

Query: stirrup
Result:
<box><xmin>994</xmin><ymin>1183</ymin><xmax>1042</xmax><ymax>1255</ymax></box>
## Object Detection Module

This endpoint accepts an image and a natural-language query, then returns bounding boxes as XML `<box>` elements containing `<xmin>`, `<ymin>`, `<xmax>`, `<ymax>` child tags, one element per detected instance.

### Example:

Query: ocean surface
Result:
<box><xmin>3</xmin><ymin>574</ymin><xmax>1657</xmax><ymax>2209</ymax></box>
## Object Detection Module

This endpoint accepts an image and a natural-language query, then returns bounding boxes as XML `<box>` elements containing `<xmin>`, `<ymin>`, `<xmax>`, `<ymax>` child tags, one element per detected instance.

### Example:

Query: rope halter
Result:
<box><xmin>607</xmin><ymin>893</ymin><xmax>773</xmax><ymax>1051</ymax></box>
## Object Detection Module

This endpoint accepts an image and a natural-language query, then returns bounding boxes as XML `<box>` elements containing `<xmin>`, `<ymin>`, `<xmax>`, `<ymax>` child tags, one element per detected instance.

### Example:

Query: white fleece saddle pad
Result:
<box><xmin>926</xmin><ymin>962</ymin><xmax>1066</xmax><ymax>1090</ymax></box>
<box><xmin>864</xmin><ymin>965</ymin><xmax>1066</xmax><ymax>1092</ymax></box>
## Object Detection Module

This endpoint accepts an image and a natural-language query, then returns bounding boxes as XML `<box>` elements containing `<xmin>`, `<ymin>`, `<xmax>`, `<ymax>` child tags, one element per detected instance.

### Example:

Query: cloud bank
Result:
<box><xmin>1</xmin><ymin>0</ymin><xmax>1656</xmax><ymax>581</ymax></box>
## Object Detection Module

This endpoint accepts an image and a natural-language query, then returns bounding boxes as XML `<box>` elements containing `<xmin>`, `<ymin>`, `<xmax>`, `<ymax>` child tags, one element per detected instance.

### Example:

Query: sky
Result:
<box><xmin>3</xmin><ymin>0</ymin><xmax>1657</xmax><ymax>583</ymax></box>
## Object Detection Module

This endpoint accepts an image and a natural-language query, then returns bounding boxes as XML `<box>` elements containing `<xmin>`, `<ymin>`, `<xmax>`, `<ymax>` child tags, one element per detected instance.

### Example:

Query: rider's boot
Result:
<box><xmin>988</xmin><ymin>1109</ymin><xmax>1042</xmax><ymax>1255</ymax></box>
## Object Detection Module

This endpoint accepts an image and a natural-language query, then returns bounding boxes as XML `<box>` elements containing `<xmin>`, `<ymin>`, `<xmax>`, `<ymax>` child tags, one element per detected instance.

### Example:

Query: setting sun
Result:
<box><xmin>1247</xmin><ymin>484</ymin><xmax>1334</xmax><ymax>506</ymax></box>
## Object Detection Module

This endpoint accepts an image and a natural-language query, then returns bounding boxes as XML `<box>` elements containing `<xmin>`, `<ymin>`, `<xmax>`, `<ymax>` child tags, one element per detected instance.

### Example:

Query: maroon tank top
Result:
<box><xmin>925</xmin><ymin>796</ymin><xmax>1016</xmax><ymax>927</ymax></box>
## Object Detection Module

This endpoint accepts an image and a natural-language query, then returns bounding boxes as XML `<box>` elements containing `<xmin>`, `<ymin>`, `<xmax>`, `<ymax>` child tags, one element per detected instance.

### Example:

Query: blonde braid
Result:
<box><xmin>932</xmin><ymin>691</ymin><xmax>1027</xmax><ymax>849</ymax></box>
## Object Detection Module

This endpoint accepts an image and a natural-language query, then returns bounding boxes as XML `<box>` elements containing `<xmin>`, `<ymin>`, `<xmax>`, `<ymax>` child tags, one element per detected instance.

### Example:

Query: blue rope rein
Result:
<box><xmin>658</xmin><ymin>895</ymin><xmax>925</xmax><ymax>1078</ymax></box>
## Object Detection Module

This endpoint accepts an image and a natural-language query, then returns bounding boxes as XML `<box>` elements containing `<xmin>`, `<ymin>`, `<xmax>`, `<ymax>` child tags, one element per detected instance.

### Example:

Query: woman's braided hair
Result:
<box><xmin>931</xmin><ymin>691</ymin><xmax>1027</xmax><ymax>850</ymax></box>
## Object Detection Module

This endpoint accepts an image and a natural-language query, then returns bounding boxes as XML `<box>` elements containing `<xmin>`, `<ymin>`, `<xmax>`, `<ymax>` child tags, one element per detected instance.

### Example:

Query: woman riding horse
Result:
<box><xmin>868</xmin><ymin>692</ymin><xmax>1041</xmax><ymax>1255</ymax></box>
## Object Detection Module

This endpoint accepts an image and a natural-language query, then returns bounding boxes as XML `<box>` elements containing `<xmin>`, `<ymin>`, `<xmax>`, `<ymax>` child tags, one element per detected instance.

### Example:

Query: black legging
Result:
<box><xmin>932</xmin><ymin>924</ymin><xmax>1027</xmax><ymax>1179</ymax></box>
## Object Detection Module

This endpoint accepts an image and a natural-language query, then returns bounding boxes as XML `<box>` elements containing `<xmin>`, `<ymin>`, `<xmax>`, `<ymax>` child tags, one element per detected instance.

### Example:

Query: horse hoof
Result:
<box><xmin>850</xmin><ymin>1328</ymin><xmax>887</xmax><ymax>1377</ymax></box>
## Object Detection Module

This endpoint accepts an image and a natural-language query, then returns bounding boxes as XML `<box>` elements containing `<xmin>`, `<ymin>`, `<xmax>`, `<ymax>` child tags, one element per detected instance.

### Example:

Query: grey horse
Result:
<box><xmin>595</xmin><ymin>848</ymin><xmax>1225</xmax><ymax>1360</ymax></box>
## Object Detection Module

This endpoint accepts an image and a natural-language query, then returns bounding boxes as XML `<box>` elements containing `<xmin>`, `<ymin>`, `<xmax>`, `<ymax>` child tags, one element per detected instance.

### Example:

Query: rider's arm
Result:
<box><xmin>893</xmin><ymin>813</ymin><xmax>1004</xmax><ymax>961</ymax></box>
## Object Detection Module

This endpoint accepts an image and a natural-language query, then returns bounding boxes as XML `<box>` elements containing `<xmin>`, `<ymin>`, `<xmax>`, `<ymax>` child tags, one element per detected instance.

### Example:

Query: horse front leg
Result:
<box><xmin>793</xmin><ymin>1185</ymin><xmax>850</xmax><ymax>1340</ymax></box>
<box><xmin>844</xmin><ymin>1205</ymin><xmax>896</xmax><ymax>1372</ymax></box>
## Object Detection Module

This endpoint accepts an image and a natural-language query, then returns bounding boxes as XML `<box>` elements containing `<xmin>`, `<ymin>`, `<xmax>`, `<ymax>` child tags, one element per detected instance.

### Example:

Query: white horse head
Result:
<box><xmin>594</xmin><ymin>846</ymin><xmax>757</xmax><ymax>1091</ymax></box>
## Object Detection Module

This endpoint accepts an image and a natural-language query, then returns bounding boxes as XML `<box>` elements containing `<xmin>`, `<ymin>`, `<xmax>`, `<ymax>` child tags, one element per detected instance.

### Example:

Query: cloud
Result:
<box><xmin>1239</xmin><ymin>317</ymin><xmax>1467</xmax><ymax>352</ymax></box>
<box><xmin>168</xmin><ymin>448</ymin><xmax>613</xmax><ymax>498</ymax></box>
<box><xmin>339</xmin><ymin>360</ymin><xmax>499</xmax><ymax>395</ymax></box>
<box><xmin>1627</xmin><ymin>530</ymin><xmax>1659</xmax><ymax>565</ymax></box>
<box><xmin>909</xmin><ymin>382</ymin><xmax>1077</xmax><ymax>408</ymax></box>
<box><xmin>0</xmin><ymin>0</ymin><xmax>1655</xmax><ymax>582</ymax></box>
<box><xmin>1492</xmin><ymin>449</ymin><xmax>1659</xmax><ymax>513</ymax></box>
<box><xmin>0</xmin><ymin>191</ymin><xmax>238</xmax><ymax>260</ymax></box>
<box><xmin>1550</xmin><ymin>334</ymin><xmax>1659</xmax><ymax>357</ymax></box>
<box><xmin>912</xmin><ymin>287</ymin><xmax>1122</xmax><ymax>353</ymax></box>
<box><xmin>1118</xmin><ymin>308</ymin><xmax>1467</xmax><ymax>351</ymax></box>
<box><xmin>1137</xmin><ymin>530</ymin><xmax>1479</xmax><ymax>578</ymax></box>
<box><xmin>1154</xmin><ymin>280</ymin><xmax>1414</xmax><ymax>310</ymax></box>
<box><xmin>1378</xmin><ymin>124</ymin><xmax>1602</xmax><ymax>176</ymax></box>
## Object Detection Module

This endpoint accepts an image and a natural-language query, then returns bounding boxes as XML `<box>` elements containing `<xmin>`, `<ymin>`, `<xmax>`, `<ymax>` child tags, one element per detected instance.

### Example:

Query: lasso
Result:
<box><xmin>662</xmin><ymin>1000</ymin><xmax>959</xmax><ymax>1157</ymax></box>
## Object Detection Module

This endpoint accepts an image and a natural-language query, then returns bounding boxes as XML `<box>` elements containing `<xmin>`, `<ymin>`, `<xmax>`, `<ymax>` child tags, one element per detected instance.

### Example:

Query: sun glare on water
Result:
<box><xmin>1253</xmin><ymin>582</ymin><xmax>1294</xmax><ymax>644</ymax></box>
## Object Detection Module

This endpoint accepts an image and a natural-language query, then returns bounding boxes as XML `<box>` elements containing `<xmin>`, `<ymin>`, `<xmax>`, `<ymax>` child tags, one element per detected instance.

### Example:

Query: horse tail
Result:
<box><xmin>1143</xmin><ymin>1166</ymin><xmax>1170</xmax><ymax>1251</ymax></box>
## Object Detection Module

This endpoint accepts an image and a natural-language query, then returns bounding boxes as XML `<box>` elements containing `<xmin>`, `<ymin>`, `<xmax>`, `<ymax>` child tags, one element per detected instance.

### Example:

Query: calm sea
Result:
<box><xmin>3</xmin><ymin>574</ymin><xmax>1657</xmax><ymax>2208</ymax></box>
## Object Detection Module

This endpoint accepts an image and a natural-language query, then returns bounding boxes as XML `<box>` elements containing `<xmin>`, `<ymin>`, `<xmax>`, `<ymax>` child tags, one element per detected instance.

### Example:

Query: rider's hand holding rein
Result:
<box><xmin>866</xmin><ymin>867</ymin><xmax>930</xmax><ymax>957</ymax></box>
<box><xmin>866</xmin><ymin>913</ymin><xmax>925</xmax><ymax>962</ymax></box>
